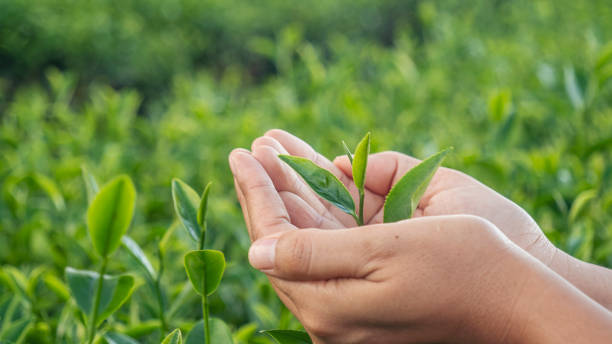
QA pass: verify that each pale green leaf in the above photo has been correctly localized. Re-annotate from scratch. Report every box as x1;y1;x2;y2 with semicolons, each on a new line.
384;148;451;223
197;182;212;229
104;332;139;344
87;175;136;258
352;132;370;191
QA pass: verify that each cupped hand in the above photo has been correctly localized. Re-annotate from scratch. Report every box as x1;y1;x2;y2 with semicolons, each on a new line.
249;129;553;262
228;148;612;343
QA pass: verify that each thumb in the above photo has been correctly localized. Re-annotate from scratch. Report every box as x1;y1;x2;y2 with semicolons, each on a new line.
248;225;394;281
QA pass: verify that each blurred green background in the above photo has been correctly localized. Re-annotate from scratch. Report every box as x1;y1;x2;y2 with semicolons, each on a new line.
1;0;612;342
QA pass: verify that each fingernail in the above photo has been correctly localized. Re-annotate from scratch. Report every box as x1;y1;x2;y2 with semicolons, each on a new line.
248;238;277;270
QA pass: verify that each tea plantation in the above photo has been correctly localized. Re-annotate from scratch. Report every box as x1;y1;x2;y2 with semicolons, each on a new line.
1;0;611;342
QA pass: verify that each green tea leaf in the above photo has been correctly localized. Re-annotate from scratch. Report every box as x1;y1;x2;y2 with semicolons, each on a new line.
233;323;258;343
172;179;201;243
185;319;233;344
341;141;353;164
162;329;182;344
121;235;156;280
43;273;70;301
65;267;136;326
278;155;355;216
383;148;451;223
87;175;136;258
31;173;65;211
184;250;225;296
352;132;370;191
104;332;140;344
197;182;212;229
262;330;312;344
81;165;100;204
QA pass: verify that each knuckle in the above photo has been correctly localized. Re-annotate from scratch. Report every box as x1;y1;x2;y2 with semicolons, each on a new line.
277;231;313;276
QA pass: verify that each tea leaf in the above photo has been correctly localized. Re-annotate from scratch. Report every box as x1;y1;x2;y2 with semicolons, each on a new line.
262;330;313;344
185;319;233;344
341;141;353;164
0;317;32;343
172;179;201;243
31;173;65;211
104;332;140;344
278;155;356;217
81;165;100;204
87;175;136;258
121;235;156;280
352;132;370;191
65;267;136;326
197;182;212;230
184;250;225;296
383;148;451;223
162;329;183;344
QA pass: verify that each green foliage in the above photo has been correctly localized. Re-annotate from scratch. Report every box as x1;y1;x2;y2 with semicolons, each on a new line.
172;179;203;244
1;0;612;342
105;332;141;344
383;148;452;223
161;329;182;344
262;330;312;344
184;250;225;297
352;133;371;192
87;175;137;258
65;267;136;326
278;155;356;219
184;319;233;344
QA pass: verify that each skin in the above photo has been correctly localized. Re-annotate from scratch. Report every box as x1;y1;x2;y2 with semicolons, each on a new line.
229;129;612;343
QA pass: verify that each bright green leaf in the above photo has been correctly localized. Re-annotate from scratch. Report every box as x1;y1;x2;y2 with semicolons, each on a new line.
161;329;183;344
352;132;370;191
87;175;136;258
65;267;136;326
43;273;70;301
262;330;312;344
233;323;258;343
122;235;156;280
384;148;452;223
185;319;233;344
81;165;100;204
104;332;140;344
172;179;201;243
278;155;355;216
184;250;225;296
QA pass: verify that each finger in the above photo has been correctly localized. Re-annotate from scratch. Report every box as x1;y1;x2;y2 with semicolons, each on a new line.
266;129;384;225
279;191;343;229
229;149;296;240
248;222;405;281
251;138;338;224
234;178;255;241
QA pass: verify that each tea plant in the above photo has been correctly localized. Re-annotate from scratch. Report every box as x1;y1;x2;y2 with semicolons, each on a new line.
171;179;231;344
280;132;452;225
65;174;138;344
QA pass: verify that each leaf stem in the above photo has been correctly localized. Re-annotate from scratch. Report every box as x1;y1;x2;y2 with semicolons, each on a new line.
88;256;108;344
202;294;210;344
358;189;365;226
155;249;168;338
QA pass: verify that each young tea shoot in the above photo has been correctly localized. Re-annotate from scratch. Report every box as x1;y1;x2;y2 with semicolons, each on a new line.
171;179;230;344
280;132;451;225
66;174;138;344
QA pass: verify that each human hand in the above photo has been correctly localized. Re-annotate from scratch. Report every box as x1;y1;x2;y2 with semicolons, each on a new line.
229;149;612;343
247;129;612;310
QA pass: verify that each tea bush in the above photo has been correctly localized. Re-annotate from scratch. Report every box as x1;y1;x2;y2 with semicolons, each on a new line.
1;0;612;342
